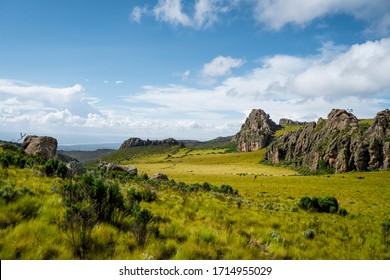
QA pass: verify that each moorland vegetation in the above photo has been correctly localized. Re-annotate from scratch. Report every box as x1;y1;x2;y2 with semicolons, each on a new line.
0;139;389;260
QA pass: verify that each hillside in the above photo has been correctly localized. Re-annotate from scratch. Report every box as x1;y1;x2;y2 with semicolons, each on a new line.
60;149;117;164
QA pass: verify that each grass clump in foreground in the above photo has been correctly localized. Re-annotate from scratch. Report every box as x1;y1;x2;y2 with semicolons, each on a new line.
0;143;389;260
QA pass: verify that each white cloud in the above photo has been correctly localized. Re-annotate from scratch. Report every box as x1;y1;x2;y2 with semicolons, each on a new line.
291;38;390;98
2;39;389;143
0;79;84;107
153;0;192;27
132;0;390;35
192;0;241;29
182;70;191;80
136;0;238;29
202;56;245;78
115;80;124;85
131;6;147;23
121;38;390;138
254;0;390;33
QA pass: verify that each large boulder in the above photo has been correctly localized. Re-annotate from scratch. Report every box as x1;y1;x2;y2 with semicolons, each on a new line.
98;161;138;176
265;109;390;173
149;173;169;181
234;109;280;152
23;135;57;160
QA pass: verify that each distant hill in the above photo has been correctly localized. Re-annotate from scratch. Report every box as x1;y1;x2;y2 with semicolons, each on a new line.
58;143;121;151
59;149;117;164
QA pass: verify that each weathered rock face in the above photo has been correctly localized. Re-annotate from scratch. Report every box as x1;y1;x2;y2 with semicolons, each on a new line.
149;173;169;181
234;109;280;152
279;118;309;126
23;135;57;160
265;109;390;173
120;137;183;149
97;161;138;175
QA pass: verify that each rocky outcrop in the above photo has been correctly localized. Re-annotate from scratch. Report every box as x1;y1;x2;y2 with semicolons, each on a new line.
265;109;390;173
234;109;280;152
149;173;169;181
279;118;309;126
120;137;183;149
66;161;86;178
23;135;57;160
98;161;138;175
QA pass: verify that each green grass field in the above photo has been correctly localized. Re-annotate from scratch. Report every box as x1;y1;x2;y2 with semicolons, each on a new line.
1;145;389;260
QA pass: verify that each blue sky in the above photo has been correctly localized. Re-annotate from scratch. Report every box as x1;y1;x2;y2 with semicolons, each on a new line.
1;0;390;144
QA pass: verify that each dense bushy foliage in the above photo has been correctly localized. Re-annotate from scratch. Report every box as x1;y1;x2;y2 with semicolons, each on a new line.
298;196;346;215
171;181;239;195
44;158;67;178
0;183;34;204
60;173;156;258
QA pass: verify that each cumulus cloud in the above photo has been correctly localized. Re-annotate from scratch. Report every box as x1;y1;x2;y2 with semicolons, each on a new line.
0;79;83;103
202;56;245;79
115;80;124;85
153;0;192;27
254;0;390;33
123;38;390;135
134;0;237;29
131;6;147;23
2;39;389;142
132;0;390;35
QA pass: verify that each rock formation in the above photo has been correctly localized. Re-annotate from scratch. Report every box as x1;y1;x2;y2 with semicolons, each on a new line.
265;109;390;173
279;118;309;126
120;137;183;149
23;135;57;160
149;173;169;181
97;161;138;175
234;109;280;152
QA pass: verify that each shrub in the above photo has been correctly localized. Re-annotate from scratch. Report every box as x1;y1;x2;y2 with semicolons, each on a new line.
303;228;315;239
298;196;341;214
338;208;348;216
382;219;390;247
318;197;339;213
0;155;10;168
57;162;68;179
131;208;154;246
44;159;59;177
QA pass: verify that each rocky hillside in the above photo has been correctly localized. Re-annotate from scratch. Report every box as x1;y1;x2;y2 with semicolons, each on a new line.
120;137;183;150
265;109;390;173
234;109;280;152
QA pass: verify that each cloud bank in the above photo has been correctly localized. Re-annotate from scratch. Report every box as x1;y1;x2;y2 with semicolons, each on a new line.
1;39;389;142
131;0;390;35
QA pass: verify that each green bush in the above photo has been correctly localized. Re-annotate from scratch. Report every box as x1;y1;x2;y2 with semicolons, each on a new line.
298;196;341;214
0;155;10;168
131;208;154;246
303;228;315;239
338;207;348;216
382;219;390;247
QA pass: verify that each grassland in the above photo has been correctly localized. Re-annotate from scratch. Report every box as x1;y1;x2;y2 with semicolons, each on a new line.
1;144;389;260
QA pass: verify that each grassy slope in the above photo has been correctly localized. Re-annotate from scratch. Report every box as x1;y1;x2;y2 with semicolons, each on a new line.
1;142;389;260
274;125;302;137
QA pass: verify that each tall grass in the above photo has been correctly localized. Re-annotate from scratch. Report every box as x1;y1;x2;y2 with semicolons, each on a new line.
1;144;389;259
